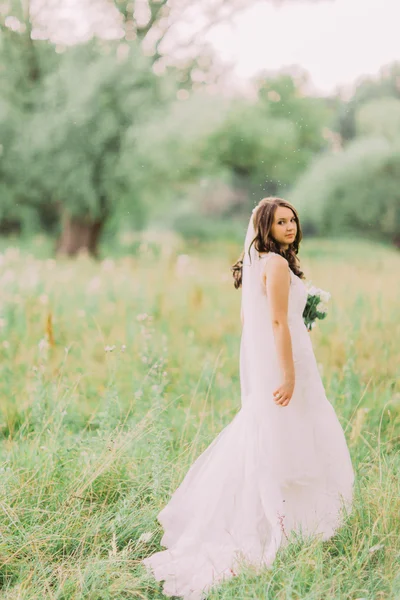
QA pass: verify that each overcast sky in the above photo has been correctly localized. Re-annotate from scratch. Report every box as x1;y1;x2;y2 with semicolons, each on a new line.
205;0;399;95
29;0;399;97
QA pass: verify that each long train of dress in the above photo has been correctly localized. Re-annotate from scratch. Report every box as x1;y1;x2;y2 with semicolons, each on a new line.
142;255;355;599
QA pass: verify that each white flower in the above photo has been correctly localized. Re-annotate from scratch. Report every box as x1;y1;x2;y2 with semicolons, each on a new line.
136;313;148;322
87;276;102;294
138;531;153;543
121;344;126;352
307;285;320;297
316;301;327;314
104;345;116;352
319;290;331;303
38;338;50;354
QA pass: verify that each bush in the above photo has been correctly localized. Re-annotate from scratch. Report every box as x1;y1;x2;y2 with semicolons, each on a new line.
173;214;245;244
289;137;400;246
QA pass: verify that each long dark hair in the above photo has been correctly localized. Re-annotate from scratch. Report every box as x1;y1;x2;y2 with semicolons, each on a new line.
231;197;304;289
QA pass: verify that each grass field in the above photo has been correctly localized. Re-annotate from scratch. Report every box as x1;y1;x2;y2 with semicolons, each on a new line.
0;234;399;599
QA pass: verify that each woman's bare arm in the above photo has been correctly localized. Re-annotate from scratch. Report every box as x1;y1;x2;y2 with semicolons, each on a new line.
264;256;295;406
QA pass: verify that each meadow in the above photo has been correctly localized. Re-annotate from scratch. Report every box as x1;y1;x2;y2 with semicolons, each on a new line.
0;234;399;599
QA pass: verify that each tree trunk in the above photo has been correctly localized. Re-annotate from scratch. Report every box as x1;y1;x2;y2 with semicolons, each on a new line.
56;214;105;257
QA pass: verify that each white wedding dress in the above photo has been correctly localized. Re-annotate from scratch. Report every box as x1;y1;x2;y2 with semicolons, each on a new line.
143;218;355;600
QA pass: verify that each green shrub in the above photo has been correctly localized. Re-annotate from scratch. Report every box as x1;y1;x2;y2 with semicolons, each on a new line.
290;137;400;246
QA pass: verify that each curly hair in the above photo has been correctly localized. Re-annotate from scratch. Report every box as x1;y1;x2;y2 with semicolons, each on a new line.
231;197;305;289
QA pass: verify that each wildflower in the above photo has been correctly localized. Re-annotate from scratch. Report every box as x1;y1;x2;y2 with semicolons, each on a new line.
135;390;143;399
104;345;116;352
101;259;115;271
137;313;148;321
277;511;289;541
121;344;126;352
2;340;10;349
39;294;49;305
138;531;153;543
87;276;102;294
38;337;50;354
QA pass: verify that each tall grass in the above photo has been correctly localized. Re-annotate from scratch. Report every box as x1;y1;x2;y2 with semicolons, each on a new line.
0;236;399;599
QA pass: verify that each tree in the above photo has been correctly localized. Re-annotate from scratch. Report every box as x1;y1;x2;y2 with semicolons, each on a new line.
335;62;400;143
355;97;400;142
202;71;331;209
13;41;163;255
289;137;400;247
0;0;330;255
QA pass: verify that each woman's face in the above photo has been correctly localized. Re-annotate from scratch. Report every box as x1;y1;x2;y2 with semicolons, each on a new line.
270;206;297;250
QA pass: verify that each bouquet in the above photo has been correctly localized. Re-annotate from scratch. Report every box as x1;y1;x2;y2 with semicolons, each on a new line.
303;284;331;332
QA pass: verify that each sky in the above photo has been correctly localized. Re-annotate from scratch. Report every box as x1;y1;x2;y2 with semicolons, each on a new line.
205;0;400;95
28;0;400;97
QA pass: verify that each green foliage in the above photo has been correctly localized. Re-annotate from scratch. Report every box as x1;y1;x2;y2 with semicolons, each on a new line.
173;213;245;243
290;137;400;244
257;72;330;157
205;72;331;198
120;91;230;220
355;97;400;141
336;62;400;142
13;41;162;222
205;99;296;181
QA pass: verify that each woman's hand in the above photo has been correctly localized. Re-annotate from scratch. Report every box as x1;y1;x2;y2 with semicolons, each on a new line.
273;378;295;407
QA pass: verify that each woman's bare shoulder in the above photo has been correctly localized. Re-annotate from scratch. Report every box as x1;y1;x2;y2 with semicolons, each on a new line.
260;253;290;286
260;252;288;268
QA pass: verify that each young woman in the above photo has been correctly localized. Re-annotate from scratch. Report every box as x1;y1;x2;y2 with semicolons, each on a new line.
143;197;355;599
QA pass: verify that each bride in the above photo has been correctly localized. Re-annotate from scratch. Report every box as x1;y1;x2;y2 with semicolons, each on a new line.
143;196;355;599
